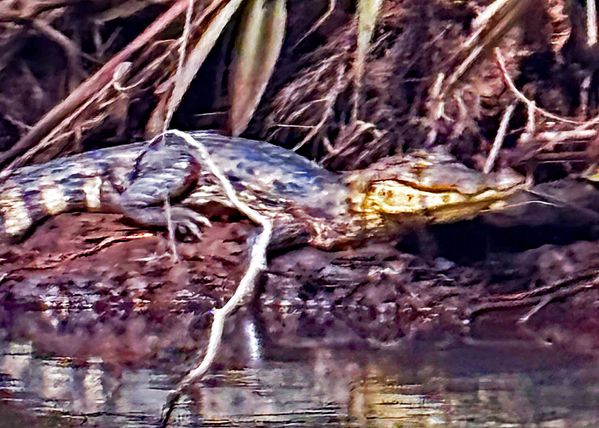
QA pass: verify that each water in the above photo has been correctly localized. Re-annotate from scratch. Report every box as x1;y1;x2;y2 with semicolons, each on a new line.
0;315;597;427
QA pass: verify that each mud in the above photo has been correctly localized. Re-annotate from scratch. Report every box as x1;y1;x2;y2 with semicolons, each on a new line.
0;179;597;425
0;178;598;360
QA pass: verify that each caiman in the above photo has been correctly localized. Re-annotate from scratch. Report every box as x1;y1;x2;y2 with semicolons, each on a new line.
0;131;526;249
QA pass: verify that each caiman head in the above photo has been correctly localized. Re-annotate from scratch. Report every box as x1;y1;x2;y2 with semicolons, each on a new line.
345;149;527;225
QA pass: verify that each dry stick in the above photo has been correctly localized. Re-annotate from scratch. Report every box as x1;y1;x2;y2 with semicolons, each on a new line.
526;100;536;134
535;129;597;141
525;188;599;222
0;0;73;23
292;59;347;151
484;102;516;173
579;0;598;117
160;0;194;261
159;130;273;426
494;48;584;125
163;198;179;263
467;275;599;320
587;0;598;46
292;0;336;49
162;0;195;135
0;0;189;170
31;20;85;91
440;0;529;96
518;295;552;324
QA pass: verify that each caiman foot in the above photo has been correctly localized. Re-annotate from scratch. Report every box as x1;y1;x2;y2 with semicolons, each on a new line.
168;206;211;239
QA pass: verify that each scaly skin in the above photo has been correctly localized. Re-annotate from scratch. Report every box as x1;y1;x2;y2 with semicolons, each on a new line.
0;131;526;249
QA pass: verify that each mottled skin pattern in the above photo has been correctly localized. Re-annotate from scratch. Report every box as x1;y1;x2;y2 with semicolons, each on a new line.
0;131;526;249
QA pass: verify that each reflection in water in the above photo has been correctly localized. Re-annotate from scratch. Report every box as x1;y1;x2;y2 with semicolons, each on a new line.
1;315;598;427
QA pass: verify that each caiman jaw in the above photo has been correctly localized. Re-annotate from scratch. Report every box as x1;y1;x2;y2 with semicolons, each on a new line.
347;156;527;224
359;180;525;223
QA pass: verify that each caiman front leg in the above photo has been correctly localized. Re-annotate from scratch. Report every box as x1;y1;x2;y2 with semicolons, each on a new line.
105;145;210;238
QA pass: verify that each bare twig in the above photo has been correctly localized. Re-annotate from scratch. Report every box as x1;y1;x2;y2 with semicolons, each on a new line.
0;64;127;180
440;0;531;97
0;0;73;23
518;99;536;144
353;0;383;121
31;20;85;91
292;58;347;151
162;0;195;135
587;0;598;46
164;198;179;263
495;48;584;125
580;73;592;116
292;0;336;49
518;295;552;323
484;102;516;173
159;130;273;427
535;129;597;141
467;273;599;320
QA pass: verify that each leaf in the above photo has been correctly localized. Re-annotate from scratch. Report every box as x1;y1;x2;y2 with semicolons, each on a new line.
354;0;383;117
146;0;246;137
228;0;286;136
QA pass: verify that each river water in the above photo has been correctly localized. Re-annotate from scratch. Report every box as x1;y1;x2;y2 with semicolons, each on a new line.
0;314;597;427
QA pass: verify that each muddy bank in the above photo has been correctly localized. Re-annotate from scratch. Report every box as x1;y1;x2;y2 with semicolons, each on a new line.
1;177;598;363
0;180;597;426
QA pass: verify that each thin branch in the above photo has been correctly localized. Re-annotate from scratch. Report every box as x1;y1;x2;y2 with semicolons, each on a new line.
159;130;273;427
292;59;346;151
587;0;598;46
292;0;336;49
467;273;599;320
0;0;73;23
31;20;85;91
484;102;515;173
162;0;195;135
494;48;584;125
164;198;179;263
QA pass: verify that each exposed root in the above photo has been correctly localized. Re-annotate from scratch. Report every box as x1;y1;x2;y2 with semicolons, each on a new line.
438;0;534;99
291;60;347;152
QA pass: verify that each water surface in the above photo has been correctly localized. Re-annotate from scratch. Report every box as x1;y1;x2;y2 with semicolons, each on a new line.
0;315;597;427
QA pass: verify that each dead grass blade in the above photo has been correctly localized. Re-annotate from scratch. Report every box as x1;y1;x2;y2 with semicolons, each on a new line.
228;0;286;136
354;0;383;120
93;0;171;22
146;0;245;136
